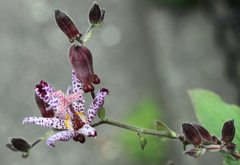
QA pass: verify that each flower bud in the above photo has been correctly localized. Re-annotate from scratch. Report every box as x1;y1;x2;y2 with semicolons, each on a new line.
225;142;237;152
69;45;100;92
35;92;54;118
211;135;222;145
138;133;147;151
88;1;105;27
183;148;205;158
221;119;235;144
192;123;212;142
8;138;31;152
55;9;82;43
182;123;203;147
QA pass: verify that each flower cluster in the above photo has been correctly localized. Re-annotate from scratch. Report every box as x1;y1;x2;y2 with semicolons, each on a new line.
23;71;109;147
179;119;240;159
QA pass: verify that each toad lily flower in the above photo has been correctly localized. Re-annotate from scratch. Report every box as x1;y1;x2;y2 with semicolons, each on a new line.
23;71;109;147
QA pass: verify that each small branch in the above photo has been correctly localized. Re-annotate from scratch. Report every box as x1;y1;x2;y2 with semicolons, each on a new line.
91;118;177;139
31;139;41;148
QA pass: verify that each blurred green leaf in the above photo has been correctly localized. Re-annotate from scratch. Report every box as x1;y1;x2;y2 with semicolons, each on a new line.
98;107;107;121
120;99;166;163
188;89;240;164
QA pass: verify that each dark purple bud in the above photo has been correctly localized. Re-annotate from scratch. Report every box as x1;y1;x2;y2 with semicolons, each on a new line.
182;123;203;147
221;119;235;144
183;148;204;158
73;134;85;143
212;135;222;145
8;138;31;152
192;123;212;142
225;142;237;152
69;45;100;92
88;2;105;27
6;143;18;151
55;9;82;43
178;135;186;143
35;92;54;118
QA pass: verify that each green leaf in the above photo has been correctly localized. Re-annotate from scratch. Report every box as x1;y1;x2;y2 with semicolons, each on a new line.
153;120;177;141
98;107;107;121
188;89;240;164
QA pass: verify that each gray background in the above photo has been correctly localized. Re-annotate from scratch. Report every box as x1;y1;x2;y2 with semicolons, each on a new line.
1;0;237;165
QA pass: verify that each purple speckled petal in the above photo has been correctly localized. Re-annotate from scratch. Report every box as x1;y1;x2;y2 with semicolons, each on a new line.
46;130;79;147
35;81;54;104
72;70;85;113
86;88;109;123
23;117;67;130
77;124;97;137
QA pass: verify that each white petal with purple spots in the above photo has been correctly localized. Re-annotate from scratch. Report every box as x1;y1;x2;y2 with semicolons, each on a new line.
46;130;79;147
23;117;67;130
77;124;96;137
86;88;109;123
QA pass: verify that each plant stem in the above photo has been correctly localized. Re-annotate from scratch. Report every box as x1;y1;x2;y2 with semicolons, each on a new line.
91;118;177;139
31;139;41;148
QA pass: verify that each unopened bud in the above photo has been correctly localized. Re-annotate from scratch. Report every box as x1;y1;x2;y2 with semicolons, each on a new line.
8;138;31;152
69;45;100;92
88;1;105;27
183;148;205;158
211;135;222;145
192;123;212;142
225;142;237;152
221;119;235;144
182;123;203;147
55;9;82;43
138;133;147;151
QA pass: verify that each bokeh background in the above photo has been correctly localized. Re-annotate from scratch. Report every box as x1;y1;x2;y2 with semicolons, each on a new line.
1;0;240;164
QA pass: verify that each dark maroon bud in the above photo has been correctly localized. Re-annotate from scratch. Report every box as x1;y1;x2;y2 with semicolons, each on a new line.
73;134;86;143
211;135;222;145
178;135;185;142
88;2;105;27
182;123;203;147
69;45;100;92
183;148;204;158
9;138;31;152
6;143;18;151
192;123;212;142
55;9;82;43
221;119;235;144
225;143;237;152
35;93;54;118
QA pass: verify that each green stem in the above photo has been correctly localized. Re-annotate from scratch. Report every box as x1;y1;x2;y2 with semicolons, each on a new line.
90;91;177;139
91;118;177;139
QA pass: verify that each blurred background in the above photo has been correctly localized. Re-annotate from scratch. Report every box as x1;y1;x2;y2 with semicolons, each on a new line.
1;0;240;164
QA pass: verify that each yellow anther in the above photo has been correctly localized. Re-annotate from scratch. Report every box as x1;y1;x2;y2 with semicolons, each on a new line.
76;112;84;116
65;114;70;120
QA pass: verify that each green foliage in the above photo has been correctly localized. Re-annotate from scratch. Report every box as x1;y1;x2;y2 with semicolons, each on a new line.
120;99;166;163
188;89;240;164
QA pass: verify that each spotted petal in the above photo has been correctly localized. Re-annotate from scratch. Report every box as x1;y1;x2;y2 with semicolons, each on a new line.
23;117;67;130
35;81;54;104
77;124;97;137
35;81;60;111
86;88;109;123
72;70;85;113
46;130;79;147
